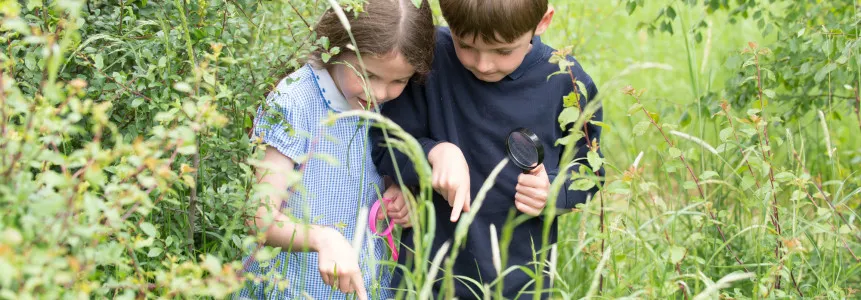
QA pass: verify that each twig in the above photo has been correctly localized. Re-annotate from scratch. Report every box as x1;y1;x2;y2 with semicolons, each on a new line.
750;45;783;290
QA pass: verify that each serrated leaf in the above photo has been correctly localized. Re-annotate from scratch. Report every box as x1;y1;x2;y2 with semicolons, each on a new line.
683;181;697;190
174;82;192;93
633;121;650;136
131;98;144;108
774;172;794;182
94;54;104;70
763;89;776;98
587;151;603;170
140;222;157;237
701;171;719;180
558;106;580;130
741;176;756;190
628;103;643;116
814;63;836;83
669;147;682;158
719;128;733;142
669;246;685;264
147;248;163;257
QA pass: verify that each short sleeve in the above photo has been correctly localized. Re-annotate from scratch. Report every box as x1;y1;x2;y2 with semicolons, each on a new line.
252;85;310;162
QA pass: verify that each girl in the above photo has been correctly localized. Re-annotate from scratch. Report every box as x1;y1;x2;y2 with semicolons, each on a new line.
237;0;434;299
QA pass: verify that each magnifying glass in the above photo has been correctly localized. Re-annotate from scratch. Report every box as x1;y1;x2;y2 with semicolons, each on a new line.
505;127;544;173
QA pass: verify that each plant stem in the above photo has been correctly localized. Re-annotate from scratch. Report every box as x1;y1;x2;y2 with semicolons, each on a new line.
631;92;749;272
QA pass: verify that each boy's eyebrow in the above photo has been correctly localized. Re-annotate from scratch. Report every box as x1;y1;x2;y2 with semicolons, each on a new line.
456;39;516;51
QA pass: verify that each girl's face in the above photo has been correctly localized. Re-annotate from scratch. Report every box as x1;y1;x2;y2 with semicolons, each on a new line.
328;51;416;111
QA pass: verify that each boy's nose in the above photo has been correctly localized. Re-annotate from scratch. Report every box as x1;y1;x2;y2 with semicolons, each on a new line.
475;54;494;74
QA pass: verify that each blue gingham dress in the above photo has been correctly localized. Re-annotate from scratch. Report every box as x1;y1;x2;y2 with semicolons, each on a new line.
237;65;393;299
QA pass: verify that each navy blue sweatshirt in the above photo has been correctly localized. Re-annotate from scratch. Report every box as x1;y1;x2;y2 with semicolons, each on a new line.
371;27;602;299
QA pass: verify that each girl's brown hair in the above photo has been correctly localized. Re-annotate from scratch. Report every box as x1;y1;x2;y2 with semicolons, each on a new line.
310;0;435;77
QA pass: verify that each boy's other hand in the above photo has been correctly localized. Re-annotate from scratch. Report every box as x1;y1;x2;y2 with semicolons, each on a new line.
428;142;471;222
379;184;411;228
515;163;550;216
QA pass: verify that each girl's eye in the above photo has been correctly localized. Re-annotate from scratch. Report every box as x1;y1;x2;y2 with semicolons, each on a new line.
368;74;379;80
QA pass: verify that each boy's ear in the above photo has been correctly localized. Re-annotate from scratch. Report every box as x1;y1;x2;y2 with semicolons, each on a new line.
533;7;555;36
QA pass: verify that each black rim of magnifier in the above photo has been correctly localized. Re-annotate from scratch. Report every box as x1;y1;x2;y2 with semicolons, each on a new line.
505;127;545;171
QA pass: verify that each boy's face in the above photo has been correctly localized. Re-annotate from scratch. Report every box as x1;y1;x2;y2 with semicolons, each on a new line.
450;8;554;83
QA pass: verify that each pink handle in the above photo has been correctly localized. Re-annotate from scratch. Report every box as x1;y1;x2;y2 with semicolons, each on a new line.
369;197;399;261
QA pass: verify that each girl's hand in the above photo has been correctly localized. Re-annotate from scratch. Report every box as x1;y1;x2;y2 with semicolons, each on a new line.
379;184;411;228
428;142;471;222
312;227;368;300
514;163;550;216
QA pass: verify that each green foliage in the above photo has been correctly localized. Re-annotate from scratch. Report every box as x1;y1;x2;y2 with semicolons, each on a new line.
0;0;329;297
2;0;860;299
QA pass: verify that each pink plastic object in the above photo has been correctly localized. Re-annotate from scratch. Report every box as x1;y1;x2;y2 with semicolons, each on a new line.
369;197;399;261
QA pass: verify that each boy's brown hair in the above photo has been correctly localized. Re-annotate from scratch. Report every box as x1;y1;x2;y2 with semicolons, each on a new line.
439;0;547;44
310;0;435;76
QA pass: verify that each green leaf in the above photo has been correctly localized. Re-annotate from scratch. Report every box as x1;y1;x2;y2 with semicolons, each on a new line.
562;91;580;107
741;176;756;190
814;63;836;83
140;222;157;237
669;246;685;264
627;103;643;116
131;98;144;108
774;172;794;182
763;89;776;98
633;121;650;136
626;0;637;15
558;106;580;130
587;151;603;170
700;171;719;180
94;54;104;70
719;128;733;142
682;181;697;190
669;147;682;158
174;82;192;93
147;248;163;257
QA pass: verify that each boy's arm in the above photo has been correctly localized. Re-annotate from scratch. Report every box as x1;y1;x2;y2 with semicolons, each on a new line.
550;65;604;211
371;80;440;187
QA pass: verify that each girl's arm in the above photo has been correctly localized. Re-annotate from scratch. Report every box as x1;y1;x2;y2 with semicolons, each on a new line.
249;147;331;250
249;147;367;299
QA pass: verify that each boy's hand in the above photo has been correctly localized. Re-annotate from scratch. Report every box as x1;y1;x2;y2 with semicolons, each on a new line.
428;142;471;222
378;184;411;228
514;164;550;216
312;227;368;300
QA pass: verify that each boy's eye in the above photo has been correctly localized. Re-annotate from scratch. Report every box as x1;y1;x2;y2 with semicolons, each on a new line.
496;50;513;56
458;43;472;50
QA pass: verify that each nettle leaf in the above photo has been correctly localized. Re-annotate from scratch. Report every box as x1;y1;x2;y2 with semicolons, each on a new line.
140;222;157;237
587;151;603;170
633;121;650;136
669;246;685;264
628;103;643;116
774;172;794;182
719;128;733;142
558;106;580;130
741;176;756;190
814;63;837;82
563;91;580;107
700;171;719;180
668;147;682;159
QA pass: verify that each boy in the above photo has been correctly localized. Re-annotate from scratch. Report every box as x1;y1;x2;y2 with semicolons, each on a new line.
371;0;602;298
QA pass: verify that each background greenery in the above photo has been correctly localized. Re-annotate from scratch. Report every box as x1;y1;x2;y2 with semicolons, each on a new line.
0;0;858;298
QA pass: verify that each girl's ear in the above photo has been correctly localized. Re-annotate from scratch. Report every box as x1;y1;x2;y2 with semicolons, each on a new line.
533;7;555;36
